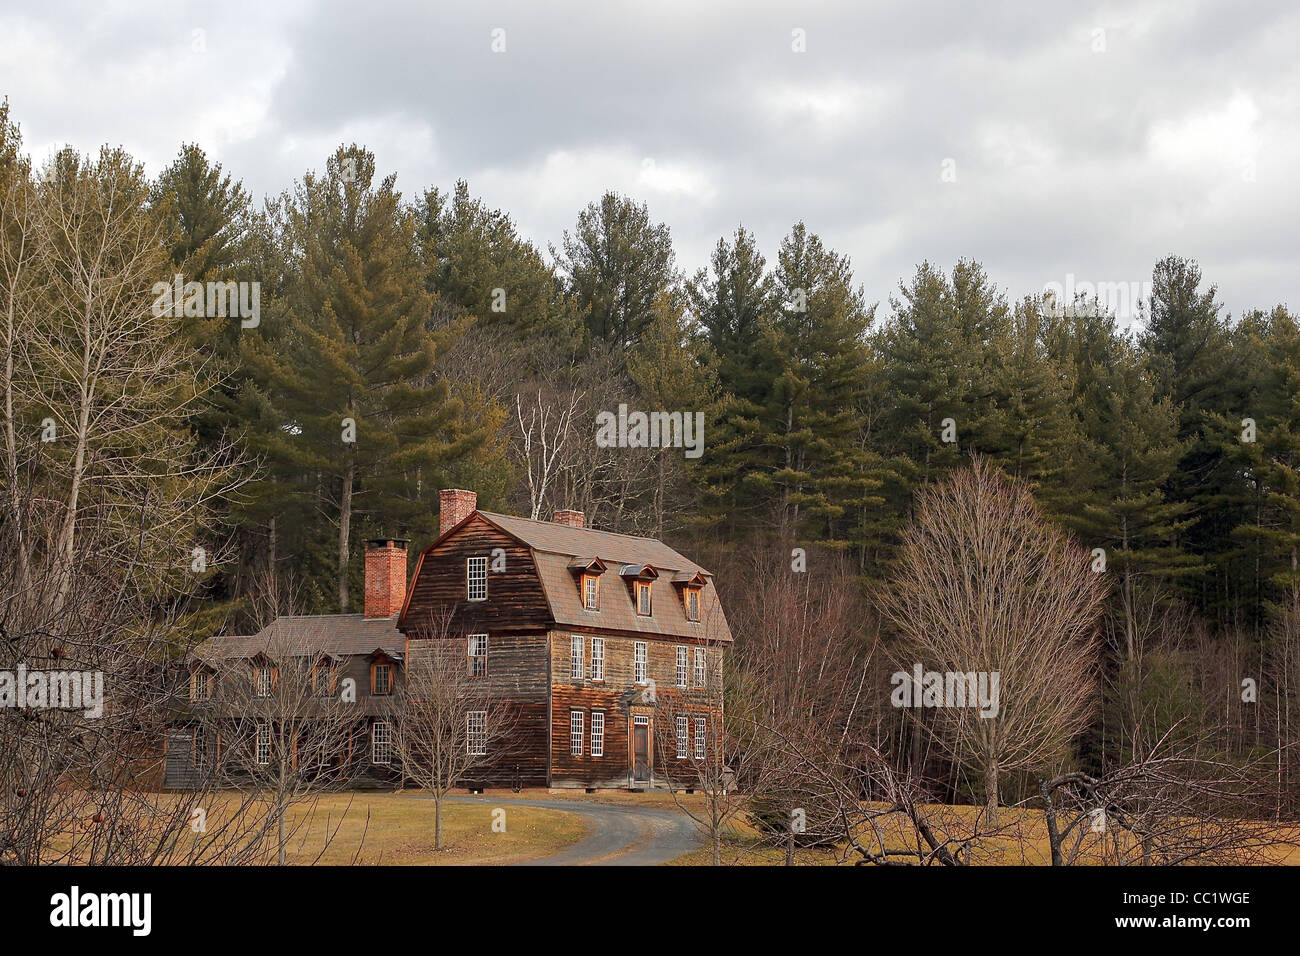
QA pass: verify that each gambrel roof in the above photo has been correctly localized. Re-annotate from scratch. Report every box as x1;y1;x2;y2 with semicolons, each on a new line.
475;512;732;643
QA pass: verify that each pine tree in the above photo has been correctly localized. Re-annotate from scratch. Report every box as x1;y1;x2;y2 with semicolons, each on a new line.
556;191;676;350
245;146;497;612
415;179;576;345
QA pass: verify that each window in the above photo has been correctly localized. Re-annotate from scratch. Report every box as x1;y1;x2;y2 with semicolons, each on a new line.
256;722;271;766
313;665;333;697
371;720;392;764
694;717;707;760
190;669;212;701
192;724;206;765
371;663;392;696
467;556;488;601
467;711;487;755
694;648;706;687
676;646;687;687
570;710;584;756
590;711;605;757
468;633;487;677
570;635;584;680
254;666;273;698
583;574;599;611
676;716;688;759
686;586;701;622
634;642;647;684
590;637;604;681
636;581;652;616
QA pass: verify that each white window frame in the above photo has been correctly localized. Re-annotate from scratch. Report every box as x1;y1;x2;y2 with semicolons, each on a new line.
676;715;688;759
590;711;605;757
467;556;488;601
467;710;487;755
371;719;392;765
191;669;212;701
583;574;599;611
468;633;487;677
256;721;271;766
695;717;706;760
676;646;687;687
570;710;584;756
590;637;604;681
570;634;584;680
694;648;706;687
634;642;647;685
254;666;273;698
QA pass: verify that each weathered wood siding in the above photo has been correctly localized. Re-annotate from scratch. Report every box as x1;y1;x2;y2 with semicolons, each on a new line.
548;630;724;788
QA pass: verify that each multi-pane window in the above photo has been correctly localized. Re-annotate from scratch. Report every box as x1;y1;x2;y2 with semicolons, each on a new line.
371;663;392;696
583;574;599;611
570;635;584;680
192;724;206;766
634;642;647;684
313;665;332;697
254;666;273;698
466;711;487;755
676;646;688;687
676;716;688;759
590;711;605;757
694;648;706;687
371;720;392;764
256;721;271;765
686;587;701;622
570;710;584;756
591;638;604;681
468;634;487;677
467;556;488;601
694;717;706;760
191;669;212;701
636;581;652;616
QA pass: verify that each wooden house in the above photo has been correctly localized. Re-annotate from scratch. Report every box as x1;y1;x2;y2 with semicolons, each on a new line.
399;489;732;790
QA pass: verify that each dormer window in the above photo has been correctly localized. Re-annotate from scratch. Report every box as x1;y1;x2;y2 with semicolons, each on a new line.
583;574;599;611
371;662;393;696
685;587;701;622
636;581;653;617
190;668;213;701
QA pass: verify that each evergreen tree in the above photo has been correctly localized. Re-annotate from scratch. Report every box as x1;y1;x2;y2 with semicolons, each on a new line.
245;145;497;612
415;179;576;345
556;191;676;350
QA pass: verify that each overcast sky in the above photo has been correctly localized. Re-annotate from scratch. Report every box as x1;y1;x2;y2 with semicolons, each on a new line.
2;0;1296;322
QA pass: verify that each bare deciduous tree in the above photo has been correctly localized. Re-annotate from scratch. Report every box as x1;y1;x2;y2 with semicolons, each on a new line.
397;608;518;851
879;457;1106;824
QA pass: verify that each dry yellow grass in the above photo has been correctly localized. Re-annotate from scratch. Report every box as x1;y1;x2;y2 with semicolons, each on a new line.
667;801;1300;866
45;791;588;865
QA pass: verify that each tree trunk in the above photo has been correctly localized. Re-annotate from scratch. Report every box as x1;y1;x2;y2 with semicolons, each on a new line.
985;759;999;826
338;459;354;611
435;792;443;851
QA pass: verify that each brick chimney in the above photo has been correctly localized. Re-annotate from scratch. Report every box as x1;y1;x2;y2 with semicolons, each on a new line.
554;509;585;528
364;538;409;619
439;488;478;536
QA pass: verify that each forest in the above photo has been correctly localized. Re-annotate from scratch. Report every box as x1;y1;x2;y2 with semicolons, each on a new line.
2;94;1299;823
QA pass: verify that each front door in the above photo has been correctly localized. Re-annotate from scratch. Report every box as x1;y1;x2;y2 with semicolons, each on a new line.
633;717;649;781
